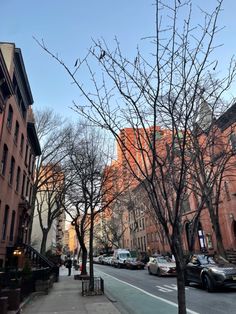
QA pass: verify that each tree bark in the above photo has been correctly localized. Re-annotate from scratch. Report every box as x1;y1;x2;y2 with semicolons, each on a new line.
40;229;49;255
89;214;94;291
176;262;187;314
214;218;226;258
172;232;187;314
80;243;88;275
207;204;226;258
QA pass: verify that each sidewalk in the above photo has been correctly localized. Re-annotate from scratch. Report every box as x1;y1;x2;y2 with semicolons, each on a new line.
21;266;121;314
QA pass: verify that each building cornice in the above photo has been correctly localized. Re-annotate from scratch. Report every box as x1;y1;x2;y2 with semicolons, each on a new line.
27;122;41;156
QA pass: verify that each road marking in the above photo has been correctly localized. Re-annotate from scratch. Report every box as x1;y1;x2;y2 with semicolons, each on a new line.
156;284;189;292
156;286;172;292
98;270;199;314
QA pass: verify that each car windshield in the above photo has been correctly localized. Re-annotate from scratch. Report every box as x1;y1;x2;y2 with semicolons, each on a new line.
198;255;216;265
120;253;130;259
157;257;168;263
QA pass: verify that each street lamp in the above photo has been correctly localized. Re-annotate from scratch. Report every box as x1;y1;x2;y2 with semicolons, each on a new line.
13;249;22;256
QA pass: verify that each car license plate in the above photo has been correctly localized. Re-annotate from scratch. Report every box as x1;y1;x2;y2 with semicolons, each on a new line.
232;276;236;280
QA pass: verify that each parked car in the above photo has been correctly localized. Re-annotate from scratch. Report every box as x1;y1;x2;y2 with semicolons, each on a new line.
93;256;100;264
97;255;104;264
148;255;176;276
101;255;113;265
125;258;145;270
185;254;236;292
112;249;131;268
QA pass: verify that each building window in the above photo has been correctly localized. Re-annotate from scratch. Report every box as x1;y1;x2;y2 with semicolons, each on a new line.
26;177;30;197
28;152;32;173
21;173;26;197
29;184;33;204
25;144;28;166
9;156;15;185
229;132;236;154
16;167;21;192
2;205;9;240
9;210;16;241
1;144;8;176
20;134;24;154
31;156;35;174
6;105;13;129
182;195;191;213
206;234;213;249
143;236;146;251
14;120;19;144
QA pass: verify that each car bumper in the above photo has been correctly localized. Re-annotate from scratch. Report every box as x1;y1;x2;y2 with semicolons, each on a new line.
160;269;176;276
212;274;236;288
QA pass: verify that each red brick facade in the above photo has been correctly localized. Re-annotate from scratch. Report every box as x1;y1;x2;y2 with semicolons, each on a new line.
0;43;40;267
104;111;236;256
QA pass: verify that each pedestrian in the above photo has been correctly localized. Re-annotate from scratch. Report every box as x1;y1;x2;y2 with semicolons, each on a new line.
66;256;72;276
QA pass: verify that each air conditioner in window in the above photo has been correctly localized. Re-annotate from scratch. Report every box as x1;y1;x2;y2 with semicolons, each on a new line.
25;196;29;202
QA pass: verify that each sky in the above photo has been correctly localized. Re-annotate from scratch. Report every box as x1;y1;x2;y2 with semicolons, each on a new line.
1;0;236;121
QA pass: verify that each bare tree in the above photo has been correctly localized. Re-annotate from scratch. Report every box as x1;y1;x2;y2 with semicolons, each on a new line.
62;123;123;291
94;209;127;251
30;109;70;252
36;0;236;312
33;165;65;254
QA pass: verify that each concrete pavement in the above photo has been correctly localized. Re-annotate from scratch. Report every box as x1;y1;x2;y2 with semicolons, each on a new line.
21;266;121;314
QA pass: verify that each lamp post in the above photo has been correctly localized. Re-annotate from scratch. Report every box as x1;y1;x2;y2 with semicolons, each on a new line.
13;248;22;271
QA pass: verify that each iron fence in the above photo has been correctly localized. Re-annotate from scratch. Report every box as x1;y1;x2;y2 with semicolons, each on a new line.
82;277;104;296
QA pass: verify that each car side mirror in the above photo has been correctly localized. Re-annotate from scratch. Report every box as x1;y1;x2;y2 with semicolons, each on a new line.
117;257;119;260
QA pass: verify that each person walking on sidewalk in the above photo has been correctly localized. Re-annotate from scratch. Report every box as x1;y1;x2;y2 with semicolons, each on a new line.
66;256;72;276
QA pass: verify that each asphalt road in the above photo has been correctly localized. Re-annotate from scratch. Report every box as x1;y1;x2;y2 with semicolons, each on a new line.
94;264;236;314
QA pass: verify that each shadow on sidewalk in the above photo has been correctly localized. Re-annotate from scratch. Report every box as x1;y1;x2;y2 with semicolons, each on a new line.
21;266;121;314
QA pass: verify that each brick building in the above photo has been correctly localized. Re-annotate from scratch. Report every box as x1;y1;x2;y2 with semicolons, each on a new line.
104;110;236;257
182;103;236;254
0;43;41;267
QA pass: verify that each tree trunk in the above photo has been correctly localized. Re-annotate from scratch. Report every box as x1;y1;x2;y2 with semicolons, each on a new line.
175;262;187;314
28;185;38;244
77;247;81;261
214;219;226;258
89;214;94;291
75;227;88;275
208;205;226;258
80;243;88;275
40;230;49;255
172;234;187;314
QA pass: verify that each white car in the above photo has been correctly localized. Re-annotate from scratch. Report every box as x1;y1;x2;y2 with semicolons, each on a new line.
148;255;176;276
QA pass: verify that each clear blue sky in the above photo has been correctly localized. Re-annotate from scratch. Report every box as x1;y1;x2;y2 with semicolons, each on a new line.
1;0;236;119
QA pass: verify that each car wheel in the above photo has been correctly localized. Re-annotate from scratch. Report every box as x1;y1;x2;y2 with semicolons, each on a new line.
148;267;152;275
202;275;214;292
156;268;161;276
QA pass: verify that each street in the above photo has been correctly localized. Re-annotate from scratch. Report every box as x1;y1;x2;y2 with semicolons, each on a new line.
94;264;236;314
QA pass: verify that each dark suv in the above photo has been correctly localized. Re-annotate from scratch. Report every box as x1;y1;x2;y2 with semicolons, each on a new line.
185;254;236;292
